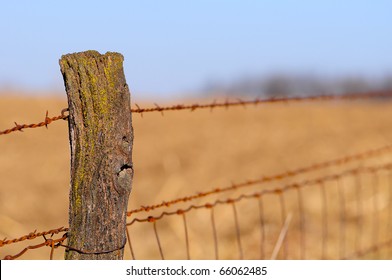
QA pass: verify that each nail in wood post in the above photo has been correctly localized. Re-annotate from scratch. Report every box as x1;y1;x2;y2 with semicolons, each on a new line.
59;51;133;260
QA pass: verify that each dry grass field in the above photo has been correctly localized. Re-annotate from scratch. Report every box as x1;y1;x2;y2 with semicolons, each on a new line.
1;93;392;259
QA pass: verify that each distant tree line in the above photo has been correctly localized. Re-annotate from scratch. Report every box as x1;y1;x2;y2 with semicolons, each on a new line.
202;73;392;97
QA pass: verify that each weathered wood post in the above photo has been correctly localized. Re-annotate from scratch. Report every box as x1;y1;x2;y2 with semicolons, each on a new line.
59;51;133;260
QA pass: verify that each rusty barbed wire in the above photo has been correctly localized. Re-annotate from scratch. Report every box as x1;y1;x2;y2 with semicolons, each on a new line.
0;108;69;136
1;226;128;259
0;226;68;247
2;231;68;260
127;143;392;216
2;91;392;136
131;91;392;115
127;162;392;226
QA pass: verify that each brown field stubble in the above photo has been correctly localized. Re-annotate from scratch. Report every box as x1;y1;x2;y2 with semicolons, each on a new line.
1;94;392;259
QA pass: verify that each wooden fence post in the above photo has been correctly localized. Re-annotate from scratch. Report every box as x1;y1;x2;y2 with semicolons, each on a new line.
59;51;133;260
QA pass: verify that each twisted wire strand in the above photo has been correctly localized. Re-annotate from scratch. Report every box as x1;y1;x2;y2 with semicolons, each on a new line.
2;91;391;136
0;227;68;247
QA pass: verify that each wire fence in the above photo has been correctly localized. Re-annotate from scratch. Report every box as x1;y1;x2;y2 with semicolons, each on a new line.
1;91;392;259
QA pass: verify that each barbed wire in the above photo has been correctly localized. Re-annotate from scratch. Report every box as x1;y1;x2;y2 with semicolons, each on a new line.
127;162;392;226
132;91;392;115
2;234;67;260
0;226;127;260
0;226;68;247
3;160;391;260
0;227;68;260
127;142;392;216
126;162;392;260
1;91;391;136
0;109;69;136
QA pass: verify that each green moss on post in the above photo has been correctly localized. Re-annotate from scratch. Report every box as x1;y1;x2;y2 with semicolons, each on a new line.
60;51;133;260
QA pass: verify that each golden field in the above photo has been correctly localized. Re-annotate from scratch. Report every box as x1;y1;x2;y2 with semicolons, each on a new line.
1;93;392;259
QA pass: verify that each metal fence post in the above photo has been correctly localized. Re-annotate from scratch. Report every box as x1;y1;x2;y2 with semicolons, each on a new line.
59;50;133;260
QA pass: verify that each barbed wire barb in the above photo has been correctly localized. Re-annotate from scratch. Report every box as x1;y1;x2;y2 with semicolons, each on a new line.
13;122;24;132
44;111;50;128
154;103;164;116
135;104;143;118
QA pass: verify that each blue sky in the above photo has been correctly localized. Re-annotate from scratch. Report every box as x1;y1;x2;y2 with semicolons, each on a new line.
1;1;391;99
